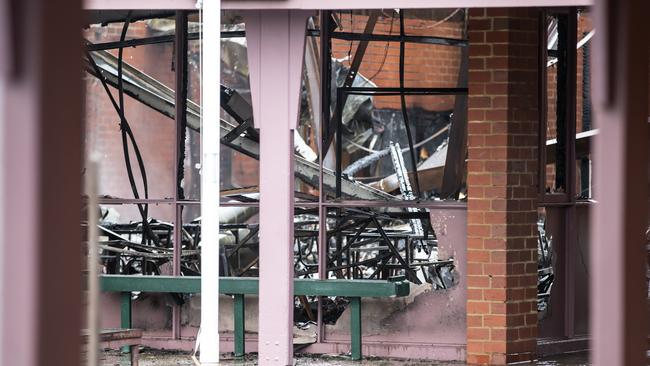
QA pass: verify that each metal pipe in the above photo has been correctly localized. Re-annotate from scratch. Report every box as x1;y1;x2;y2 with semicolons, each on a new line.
172;10;188;341
199;0;221;363
317;10;331;343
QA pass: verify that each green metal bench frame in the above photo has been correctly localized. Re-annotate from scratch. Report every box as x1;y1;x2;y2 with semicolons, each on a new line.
100;275;409;360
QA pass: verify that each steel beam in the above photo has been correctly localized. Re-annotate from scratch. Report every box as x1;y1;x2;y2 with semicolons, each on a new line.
244;10;312;365
332;31;467;47
324;11;379;151
440;46;468;199
171;10;188;341
233;294;246;357
350;297;362;360
316;10;332;344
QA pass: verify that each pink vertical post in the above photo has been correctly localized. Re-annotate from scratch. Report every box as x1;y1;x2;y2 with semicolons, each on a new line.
1;0;83;364
590;0;649;365
245;9;311;365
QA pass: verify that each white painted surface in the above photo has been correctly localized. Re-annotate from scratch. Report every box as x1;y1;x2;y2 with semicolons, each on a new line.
200;0;221;363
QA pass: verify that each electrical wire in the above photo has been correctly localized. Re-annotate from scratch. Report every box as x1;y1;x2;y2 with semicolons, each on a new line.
84;50;160;245
344;123;450;154
114;15;160;245
408;9;463;30
347;10;354;66
368;12;395;81
398;9;421;198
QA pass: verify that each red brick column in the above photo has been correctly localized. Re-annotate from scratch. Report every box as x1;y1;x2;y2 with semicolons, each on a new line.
466;8;540;365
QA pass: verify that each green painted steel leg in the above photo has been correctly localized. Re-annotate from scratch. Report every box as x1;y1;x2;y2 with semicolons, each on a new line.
234;294;245;357
350;297;362;360
121;292;133;328
121;292;132;353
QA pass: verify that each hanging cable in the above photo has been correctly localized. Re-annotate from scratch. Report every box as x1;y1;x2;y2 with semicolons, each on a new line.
409;8;462;30
347;10;354;65
84;54;161;246
398;10;422;198
345;123;450;155
368;12;395;81
83;53;160;245
111;15;160;245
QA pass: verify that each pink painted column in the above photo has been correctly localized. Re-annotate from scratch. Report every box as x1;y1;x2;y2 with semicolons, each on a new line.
0;0;83;364
590;0;649;365
244;10;311;365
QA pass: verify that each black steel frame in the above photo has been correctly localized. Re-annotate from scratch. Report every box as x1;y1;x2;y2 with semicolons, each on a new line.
331;86;468;202
537;7;582;340
85;17;468;51
538;8;578;206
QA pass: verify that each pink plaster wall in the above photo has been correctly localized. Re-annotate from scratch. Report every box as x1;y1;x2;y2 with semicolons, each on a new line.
321;206;467;360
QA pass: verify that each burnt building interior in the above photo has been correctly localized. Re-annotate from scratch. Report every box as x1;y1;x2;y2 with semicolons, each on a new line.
4;0;649;365
86;9;470;328
77;6;602;363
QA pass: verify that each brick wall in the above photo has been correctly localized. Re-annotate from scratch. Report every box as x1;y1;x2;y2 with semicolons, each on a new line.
466;8;539;365
331;11;464;111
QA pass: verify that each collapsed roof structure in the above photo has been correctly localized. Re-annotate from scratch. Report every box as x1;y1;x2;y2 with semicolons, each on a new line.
83;10;466;324
80;7;571;362
6;0;650;365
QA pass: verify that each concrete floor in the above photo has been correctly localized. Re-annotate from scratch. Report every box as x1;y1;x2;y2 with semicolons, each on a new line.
100;350;589;365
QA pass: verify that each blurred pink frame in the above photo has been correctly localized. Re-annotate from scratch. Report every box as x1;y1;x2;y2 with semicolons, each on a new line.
11;0;642;366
